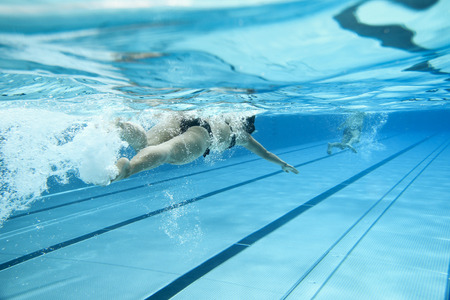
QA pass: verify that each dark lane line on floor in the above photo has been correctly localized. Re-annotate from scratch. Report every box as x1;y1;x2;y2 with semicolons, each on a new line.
0;134;414;271
0;142;348;270
282;138;450;299
310;141;449;299
446;259;450;300
9;142;327;220
146;136;434;299
11;134;401;220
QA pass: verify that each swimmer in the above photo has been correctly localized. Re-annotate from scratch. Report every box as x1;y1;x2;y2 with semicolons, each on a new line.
327;112;365;155
113;114;299;182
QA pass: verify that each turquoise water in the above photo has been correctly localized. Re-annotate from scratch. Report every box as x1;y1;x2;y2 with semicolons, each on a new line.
0;0;449;299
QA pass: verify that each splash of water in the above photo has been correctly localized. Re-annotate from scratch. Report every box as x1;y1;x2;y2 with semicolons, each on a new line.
0;108;125;225
359;112;388;159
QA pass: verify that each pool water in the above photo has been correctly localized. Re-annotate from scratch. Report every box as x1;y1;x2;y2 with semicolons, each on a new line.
0;0;449;299
1;112;449;299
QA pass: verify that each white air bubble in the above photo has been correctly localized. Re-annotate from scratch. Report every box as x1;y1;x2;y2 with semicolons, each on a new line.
0;108;125;225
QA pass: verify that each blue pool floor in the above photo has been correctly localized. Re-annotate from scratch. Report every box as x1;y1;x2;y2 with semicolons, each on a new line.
1;131;449;299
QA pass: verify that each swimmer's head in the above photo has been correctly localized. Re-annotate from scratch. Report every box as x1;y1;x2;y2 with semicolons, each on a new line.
243;115;255;134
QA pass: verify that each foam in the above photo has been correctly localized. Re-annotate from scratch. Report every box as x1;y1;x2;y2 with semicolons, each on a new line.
359;112;388;159
0;108;125;225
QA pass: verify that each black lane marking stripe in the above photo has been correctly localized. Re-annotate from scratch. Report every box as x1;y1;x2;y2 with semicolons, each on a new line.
0;134;418;273
446;257;450;300
436;148;450;300
10;142;326;219
0;143;346;270
282;138;449;299
145;136;432;299
311;140;450;300
12;133;400;220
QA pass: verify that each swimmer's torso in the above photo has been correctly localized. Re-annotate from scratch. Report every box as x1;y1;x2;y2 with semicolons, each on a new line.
204;118;235;152
144;114;246;153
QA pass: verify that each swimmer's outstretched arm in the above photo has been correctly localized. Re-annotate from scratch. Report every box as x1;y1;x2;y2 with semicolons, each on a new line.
238;134;299;174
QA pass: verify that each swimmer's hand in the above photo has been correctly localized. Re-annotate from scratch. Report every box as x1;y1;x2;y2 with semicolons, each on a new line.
282;163;299;174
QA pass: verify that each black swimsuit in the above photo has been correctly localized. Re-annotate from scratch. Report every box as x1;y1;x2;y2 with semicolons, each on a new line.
179;118;213;157
226;121;237;149
225;116;255;149
179;116;254;157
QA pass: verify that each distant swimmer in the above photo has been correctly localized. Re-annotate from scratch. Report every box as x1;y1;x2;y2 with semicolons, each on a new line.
112;113;299;182
327;112;365;155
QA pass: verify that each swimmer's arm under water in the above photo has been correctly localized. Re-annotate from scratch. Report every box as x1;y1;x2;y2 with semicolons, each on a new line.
238;133;299;174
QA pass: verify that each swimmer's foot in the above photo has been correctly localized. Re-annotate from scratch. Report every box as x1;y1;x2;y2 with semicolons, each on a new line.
327;143;332;155
113;118;126;130
112;157;131;182
346;143;357;153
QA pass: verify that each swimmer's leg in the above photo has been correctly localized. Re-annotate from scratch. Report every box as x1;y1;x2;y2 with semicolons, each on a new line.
145;118;182;146
327;142;345;154
345;135;360;153
115;120;148;152
113;127;210;181
345;143;357;153
327;143;332;155
113;157;131;182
